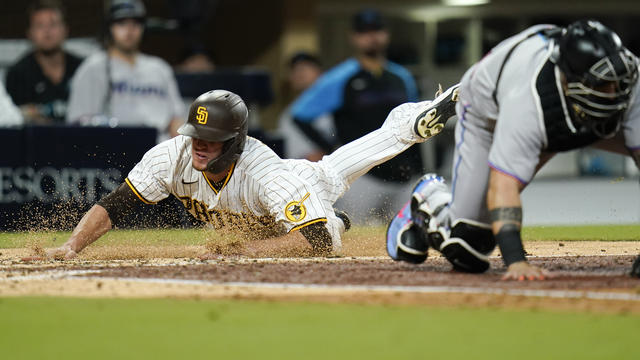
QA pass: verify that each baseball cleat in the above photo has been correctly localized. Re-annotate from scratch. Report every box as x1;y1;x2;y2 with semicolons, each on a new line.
386;201;429;264
414;83;460;139
410;174;451;249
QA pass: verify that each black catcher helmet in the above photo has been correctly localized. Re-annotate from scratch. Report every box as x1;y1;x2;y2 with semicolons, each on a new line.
551;20;638;138
178;90;249;173
107;0;146;24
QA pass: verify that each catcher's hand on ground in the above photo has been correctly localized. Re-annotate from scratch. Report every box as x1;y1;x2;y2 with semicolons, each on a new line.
502;261;551;281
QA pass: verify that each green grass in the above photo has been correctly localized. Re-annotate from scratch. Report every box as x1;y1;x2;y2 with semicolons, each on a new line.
1;224;639;249
522;224;640;241
0;297;637;360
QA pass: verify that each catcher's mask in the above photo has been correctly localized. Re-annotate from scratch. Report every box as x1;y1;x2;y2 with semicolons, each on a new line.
178;90;249;173
550;20;638;139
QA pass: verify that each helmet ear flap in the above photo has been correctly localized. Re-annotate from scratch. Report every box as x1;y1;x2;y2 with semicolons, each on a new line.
205;135;246;173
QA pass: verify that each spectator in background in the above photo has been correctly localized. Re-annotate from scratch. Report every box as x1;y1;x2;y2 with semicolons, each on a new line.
5;0;82;124
291;9;423;224
166;0;219;73
175;46;215;73
276;52;336;160
66;0;184;141
0;82;23;127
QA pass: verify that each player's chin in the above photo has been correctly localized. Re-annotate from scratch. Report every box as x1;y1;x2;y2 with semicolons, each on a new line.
191;160;208;171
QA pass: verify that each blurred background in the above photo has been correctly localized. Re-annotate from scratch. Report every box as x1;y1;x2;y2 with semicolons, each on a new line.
1;0;639;230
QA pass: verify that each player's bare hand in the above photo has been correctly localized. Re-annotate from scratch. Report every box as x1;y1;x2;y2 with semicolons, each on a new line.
21;244;77;262
47;245;78;260
501;261;551;281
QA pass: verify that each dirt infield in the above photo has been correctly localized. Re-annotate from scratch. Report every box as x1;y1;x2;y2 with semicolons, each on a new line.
2;238;640;314
2;229;640;314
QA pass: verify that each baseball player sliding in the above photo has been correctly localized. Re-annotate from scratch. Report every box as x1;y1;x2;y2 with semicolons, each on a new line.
42;86;460;260
387;20;640;280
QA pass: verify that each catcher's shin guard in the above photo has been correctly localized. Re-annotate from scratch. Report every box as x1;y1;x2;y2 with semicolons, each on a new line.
386;201;428;264
410;173;450;232
436;220;496;273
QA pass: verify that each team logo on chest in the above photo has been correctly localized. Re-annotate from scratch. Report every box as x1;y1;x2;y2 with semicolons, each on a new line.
284;192;310;222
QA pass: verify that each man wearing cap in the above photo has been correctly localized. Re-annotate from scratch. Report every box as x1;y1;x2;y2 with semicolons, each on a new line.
276;52;336;160
5;0;82;124
291;9;423;224
66;0;184;141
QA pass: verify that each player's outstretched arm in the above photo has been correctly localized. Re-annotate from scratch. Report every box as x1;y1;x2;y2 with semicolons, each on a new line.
46;205;113;260
40;182;144;260
487;169;550;281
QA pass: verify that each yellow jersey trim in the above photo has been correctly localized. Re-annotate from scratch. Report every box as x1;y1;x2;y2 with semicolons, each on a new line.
124;178;155;205
290;217;328;232
202;162;236;194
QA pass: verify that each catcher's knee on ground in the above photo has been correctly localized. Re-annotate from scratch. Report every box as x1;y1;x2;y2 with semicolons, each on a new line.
438;220;496;273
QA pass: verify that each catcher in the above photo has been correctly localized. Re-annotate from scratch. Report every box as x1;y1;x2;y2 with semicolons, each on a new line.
387;20;640;280
42;86;460;260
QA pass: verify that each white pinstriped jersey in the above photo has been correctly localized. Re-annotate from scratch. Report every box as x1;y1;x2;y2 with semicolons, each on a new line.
126;135;333;237
125;98;431;246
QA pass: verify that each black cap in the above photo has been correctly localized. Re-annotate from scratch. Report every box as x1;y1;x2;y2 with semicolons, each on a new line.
107;0;146;23
289;51;321;68
352;9;385;33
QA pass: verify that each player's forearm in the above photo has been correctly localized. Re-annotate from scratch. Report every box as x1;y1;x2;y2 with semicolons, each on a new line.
487;172;522;232
65;205;112;253
487;170;526;266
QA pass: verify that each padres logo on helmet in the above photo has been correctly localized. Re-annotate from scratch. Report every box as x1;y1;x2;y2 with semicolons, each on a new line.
284;193;310;222
196;106;208;124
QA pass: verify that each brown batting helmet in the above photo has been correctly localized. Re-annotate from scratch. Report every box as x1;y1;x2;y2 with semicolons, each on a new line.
178;90;248;173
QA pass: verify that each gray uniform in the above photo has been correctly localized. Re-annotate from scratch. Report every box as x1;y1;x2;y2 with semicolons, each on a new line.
67;51;184;141
448;25;640;226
